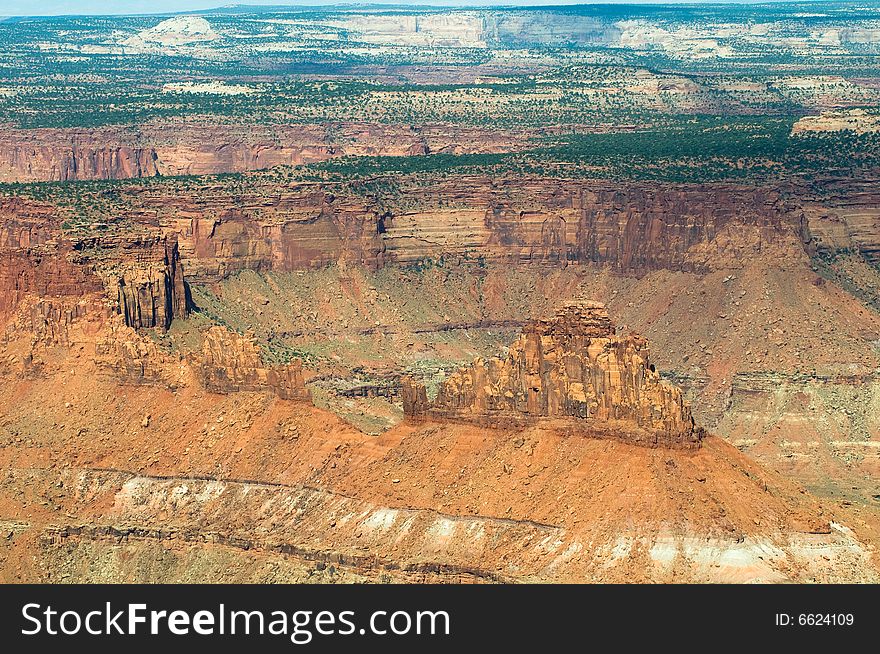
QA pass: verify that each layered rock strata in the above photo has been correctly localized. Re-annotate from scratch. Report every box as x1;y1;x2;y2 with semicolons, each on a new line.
111;236;190;330
801;177;880;263
144;178;808;280
94;321;313;400
95;320;183;387
0;199;105;318
379;180;807;273
195;326;310;400
1;178;810;294
0;246;104;318
0;199;190;330
0;131;159;182
404;302;703;448
0;123;529;182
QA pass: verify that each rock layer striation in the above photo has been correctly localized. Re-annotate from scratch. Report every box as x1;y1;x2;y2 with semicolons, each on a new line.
195;326;311;400
404;301;703;448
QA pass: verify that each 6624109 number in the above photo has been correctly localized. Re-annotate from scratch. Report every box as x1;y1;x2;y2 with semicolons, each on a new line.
799;614;853;626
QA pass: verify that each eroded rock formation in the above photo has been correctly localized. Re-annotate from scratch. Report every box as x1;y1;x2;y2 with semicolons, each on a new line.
400;375;430;417
0;131;159;182
379;179;807;273
1;176;810;298
112;235;190;330
0;246;105;319
405;301;703;448
0;200;105;318
95;320;313;398
0;199;190;330
164;188;387;280
801;177;880;264
96;319;183;387
195;326;310;400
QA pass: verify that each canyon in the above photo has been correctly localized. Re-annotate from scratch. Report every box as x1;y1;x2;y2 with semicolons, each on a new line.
2;173;878;487
1;170;879;581
1;2;879;585
0;273;875;583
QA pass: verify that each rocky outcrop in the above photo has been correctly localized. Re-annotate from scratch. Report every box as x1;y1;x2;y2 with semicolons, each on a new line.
401;375;430;417
0;246;105;318
405;302;703;448
17;297;108;347
0;200;105;318
195;326;310;401
95;319;183;387
0;233;189;330
0;285;113;387
112;235;190;330
0;295;110;380
98;323;313;397
0;199;189;330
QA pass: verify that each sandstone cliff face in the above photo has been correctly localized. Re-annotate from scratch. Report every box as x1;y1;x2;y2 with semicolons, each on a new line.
404;302;703;448
0;123;528;182
0;198;189;331
2;178;799;306
0;178;806;295
400;375;430;417
0;131;159;182
322;11;619;48
0;199;105;319
481;12;620;48
145;178;806;281
0;198;59;249
111;235;190;330
801;178;880;264
195;326;310;401
380;179;808;273
0;247;105;319
161;188;385;281
149;123;524;177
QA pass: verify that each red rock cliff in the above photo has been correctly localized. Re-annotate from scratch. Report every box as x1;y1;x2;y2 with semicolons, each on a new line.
0;199;105;319
110;235;190;330
138;177;807;280
0;123;528;182
0;198;189;330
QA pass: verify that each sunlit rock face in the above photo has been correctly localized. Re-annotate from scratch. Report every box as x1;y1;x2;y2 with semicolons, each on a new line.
405;301;704;449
